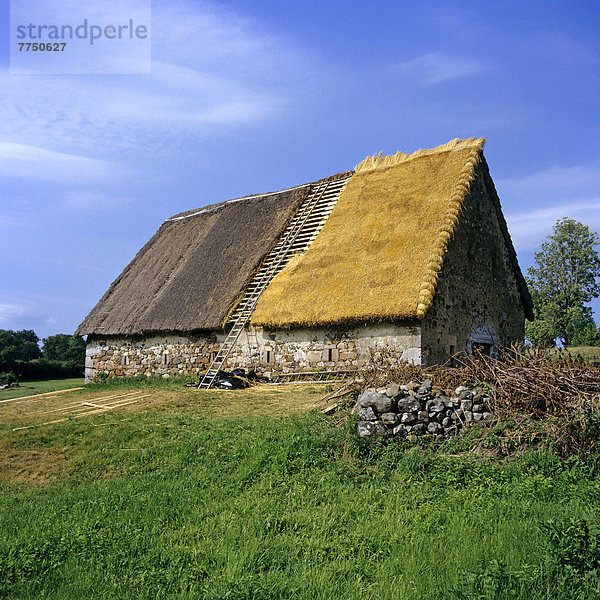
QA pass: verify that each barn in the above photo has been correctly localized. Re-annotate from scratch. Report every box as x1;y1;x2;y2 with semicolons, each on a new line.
76;138;533;384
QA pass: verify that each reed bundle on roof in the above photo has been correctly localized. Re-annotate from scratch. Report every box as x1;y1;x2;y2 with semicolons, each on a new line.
251;138;486;328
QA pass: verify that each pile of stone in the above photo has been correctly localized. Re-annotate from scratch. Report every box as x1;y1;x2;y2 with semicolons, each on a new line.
356;379;494;440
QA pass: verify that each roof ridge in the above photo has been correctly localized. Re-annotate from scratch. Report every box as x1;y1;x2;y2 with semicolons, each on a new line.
165;171;354;223
415;140;484;318
166;182;311;222
354;137;485;173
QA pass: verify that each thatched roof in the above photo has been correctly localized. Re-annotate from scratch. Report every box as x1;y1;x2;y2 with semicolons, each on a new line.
76;183;312;336
78;138;532;337
251;138;533;327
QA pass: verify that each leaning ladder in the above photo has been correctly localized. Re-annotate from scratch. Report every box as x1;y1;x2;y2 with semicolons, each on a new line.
198;176;350;389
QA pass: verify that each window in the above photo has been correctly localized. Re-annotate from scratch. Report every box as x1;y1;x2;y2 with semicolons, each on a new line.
122;355;129;366
467;324;498;359
263;347;274;364
162;353;169;365
472;342;493;357
327;348;333;362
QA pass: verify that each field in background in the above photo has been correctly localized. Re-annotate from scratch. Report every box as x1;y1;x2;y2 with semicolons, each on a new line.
1;381;600;599
566;345;600;361
0;378;84;401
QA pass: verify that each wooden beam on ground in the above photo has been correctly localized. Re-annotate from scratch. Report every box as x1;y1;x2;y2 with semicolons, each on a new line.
12;394;152;432
25;391;148;416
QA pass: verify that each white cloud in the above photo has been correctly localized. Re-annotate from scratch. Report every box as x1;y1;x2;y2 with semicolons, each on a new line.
95;62;281;128
506;200;600;251
0;297;63;337
0;0;311;154
499;162;600;250
498;164;600;199
396;53;485;85
0;302;27;325
0;143;115;182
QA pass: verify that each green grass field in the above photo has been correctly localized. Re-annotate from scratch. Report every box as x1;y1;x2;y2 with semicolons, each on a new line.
1;381;599;599
0;377;84;400
566;345;600;361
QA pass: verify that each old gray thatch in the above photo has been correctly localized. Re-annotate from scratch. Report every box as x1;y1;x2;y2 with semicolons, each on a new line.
76;179;333;336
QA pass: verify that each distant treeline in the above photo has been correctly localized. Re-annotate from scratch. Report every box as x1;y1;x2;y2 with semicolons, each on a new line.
0;330;85;380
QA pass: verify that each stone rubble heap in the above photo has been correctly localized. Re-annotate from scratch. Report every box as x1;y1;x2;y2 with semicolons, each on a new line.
357;379;494;440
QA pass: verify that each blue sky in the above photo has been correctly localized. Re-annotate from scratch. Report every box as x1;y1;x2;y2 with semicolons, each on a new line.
1;0;599;339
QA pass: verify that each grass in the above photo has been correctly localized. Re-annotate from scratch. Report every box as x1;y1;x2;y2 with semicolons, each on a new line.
566;345;600;361
0;377;84;401
1;381;600;599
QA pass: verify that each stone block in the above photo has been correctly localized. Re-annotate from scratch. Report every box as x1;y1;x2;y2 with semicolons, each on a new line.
381;412;398;426
358;407;377;421
358;391;375;408
373;421;389;437
401;412;416;424
307;351;321;364
427;422;442;433
393;424;408;437
398;398;420;412
385;383;400;398
358;421;375;438
426;399;445;413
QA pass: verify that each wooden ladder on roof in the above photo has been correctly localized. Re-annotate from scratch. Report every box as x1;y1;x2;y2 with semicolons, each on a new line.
198;175;351;389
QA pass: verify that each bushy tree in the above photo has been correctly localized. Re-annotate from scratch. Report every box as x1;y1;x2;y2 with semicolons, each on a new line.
42;334;86;363
526;218;600;347
0;329;42;363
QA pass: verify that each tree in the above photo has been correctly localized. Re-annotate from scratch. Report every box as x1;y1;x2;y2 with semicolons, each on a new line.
526;218;600;347
42;334;86;364
0;329;42;363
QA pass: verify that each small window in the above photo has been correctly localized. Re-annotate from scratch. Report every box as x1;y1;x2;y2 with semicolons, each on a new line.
449;345;455;356
327;348;333;362
162;353;169;365
472;342;493;357
266;350;272;364
122;355;129;366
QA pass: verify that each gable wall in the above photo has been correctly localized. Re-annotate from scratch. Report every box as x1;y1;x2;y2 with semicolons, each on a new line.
421;166;525;364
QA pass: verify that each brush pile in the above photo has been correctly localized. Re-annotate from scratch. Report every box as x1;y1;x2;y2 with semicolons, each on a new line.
361;346;600;455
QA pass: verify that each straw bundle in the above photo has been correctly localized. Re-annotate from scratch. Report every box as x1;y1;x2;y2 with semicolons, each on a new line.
251;138;485;328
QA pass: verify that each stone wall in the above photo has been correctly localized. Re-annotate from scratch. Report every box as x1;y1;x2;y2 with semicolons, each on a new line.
357;380;494;440
85;334;220;382
421;165;526;365
231;322;422;376
85;322;422;382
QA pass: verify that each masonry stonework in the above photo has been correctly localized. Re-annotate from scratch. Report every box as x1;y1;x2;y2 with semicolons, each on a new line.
421;167;525;365
85;323;422;382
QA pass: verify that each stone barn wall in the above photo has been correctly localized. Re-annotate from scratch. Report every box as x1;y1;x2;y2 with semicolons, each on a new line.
84;322;422;382
420;166;525;365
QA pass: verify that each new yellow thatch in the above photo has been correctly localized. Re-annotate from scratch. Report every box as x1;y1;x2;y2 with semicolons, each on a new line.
251;137;485;328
